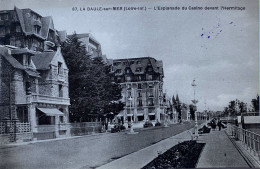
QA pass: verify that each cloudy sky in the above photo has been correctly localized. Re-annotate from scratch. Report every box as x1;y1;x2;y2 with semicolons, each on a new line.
1;0;259;111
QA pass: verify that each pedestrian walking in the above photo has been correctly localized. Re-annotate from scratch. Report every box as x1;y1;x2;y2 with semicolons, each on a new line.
217;119;222;131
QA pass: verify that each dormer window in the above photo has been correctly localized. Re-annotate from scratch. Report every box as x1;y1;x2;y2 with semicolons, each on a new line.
58;62;62;74
0;14;8;21
27;55;31;66
48;30;55;41
34;25;41;34
33;14;40;21
136;67;142;72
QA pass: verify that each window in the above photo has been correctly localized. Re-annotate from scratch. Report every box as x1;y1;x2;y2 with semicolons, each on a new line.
113;62;121;66
17;106;28;123
58;62;62;74
34;25;41;34
26;81;31;95
136;67;142;72
138;100;143;106
126;76;131;82
6;27;10;34
126;69;131;73
16;26;21;32
128;91;131;97
149;84;153;88
33;14;40;21
59;84;63;97
138;92;142;97
136;61;141;64
148;67;152;71
59;116;64;123
0;14;8;21
0;27;5;35
130;61;135;65
4;14;8;20
27;55;31;65
148;75;153;80
123;62;127;65
138;84;142;89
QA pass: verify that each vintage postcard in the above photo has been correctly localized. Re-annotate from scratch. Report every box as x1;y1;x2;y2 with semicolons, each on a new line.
0;0;259;168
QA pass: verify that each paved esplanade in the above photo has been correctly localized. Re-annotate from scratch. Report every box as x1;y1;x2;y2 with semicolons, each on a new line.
0;122;198;169
196;129;249;168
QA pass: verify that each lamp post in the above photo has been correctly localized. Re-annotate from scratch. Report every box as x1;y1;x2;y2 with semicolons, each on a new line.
191;79;198;139
128;96;134;133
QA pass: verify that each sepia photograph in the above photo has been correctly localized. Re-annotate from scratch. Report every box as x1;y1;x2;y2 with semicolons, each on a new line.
0;0;259;168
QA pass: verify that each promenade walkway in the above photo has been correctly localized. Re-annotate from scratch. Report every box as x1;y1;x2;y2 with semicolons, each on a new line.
196;129;249;168
98;125;250;169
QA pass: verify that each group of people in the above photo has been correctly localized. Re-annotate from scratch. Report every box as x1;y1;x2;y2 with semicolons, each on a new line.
210;118;223;131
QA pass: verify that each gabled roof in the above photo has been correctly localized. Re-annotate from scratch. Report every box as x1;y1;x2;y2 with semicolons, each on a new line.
14;7;57;40
0;46;40;77
32;51;56;70
0;46;25;70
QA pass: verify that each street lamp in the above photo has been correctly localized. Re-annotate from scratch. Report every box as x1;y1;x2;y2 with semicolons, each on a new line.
128;96;134;133
191;79;198;139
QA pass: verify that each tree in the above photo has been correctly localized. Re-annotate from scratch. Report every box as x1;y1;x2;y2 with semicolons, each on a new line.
61;33;124;122
189;104;195;120
251;94;259;112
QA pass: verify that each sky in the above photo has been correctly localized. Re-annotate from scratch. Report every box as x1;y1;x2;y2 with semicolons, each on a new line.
0;0;259;111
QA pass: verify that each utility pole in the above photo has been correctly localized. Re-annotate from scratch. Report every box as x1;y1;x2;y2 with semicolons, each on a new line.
191;79;198;139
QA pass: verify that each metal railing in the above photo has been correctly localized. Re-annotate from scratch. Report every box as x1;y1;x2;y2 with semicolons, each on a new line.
228;124;260;160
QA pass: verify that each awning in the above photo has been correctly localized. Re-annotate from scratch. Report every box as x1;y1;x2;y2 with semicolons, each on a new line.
137;114;144;116
127;114;133;116
37;108;64;116
149;113;155;115
25;69;41;78
117;113;123;117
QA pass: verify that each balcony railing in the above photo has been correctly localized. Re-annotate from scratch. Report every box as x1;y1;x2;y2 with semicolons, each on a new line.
30;94;70;105
228;124;260;160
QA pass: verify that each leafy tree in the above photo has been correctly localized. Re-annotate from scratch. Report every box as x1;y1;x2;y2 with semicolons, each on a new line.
61;33;124;122
189;104;195;120
251;94;259;112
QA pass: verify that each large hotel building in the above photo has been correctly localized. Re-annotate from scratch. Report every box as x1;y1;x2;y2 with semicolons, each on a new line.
110;57;167;123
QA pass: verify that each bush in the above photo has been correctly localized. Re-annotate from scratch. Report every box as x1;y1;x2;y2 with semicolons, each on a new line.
143;121;154;128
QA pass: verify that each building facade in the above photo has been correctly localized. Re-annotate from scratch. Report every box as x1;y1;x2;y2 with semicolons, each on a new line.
110;57;166;123
70;33;108;64
0;7;65;52
0;7;70;141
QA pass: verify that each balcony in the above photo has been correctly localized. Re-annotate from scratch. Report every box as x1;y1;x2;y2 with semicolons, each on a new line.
30;94;70;105
58;74;65;82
